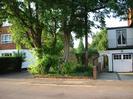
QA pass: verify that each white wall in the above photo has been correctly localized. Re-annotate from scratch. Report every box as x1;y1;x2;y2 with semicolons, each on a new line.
0;49;34;68
127;28;133;46
107;29;117;48
107;49;133;72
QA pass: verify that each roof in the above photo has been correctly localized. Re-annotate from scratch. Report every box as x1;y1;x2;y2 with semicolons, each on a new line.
0;26;10;29
107;26;132;30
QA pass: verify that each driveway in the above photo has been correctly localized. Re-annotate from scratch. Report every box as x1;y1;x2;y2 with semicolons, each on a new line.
98;72;133;80
0;70;33;79
118;73;133;80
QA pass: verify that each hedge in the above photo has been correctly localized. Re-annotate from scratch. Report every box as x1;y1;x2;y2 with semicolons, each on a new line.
0;57;23;73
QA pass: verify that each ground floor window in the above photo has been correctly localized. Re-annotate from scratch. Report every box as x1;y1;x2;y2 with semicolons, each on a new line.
113;54;132;60
113;54;121;60
1;53;12;56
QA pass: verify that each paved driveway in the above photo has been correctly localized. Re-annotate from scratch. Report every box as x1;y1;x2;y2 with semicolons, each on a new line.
0;70;33;79
98;72;133;80
118;73;133;80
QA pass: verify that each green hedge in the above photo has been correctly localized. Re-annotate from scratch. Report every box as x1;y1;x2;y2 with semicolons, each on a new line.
0;57;23;73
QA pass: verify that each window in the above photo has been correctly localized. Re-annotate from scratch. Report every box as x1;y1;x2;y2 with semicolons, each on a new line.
123;54;131;59
114;54;121;60
116;29;126;46
1;34;12;44
1;53;12;56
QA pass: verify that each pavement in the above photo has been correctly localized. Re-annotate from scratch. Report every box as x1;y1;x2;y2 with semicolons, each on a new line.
98;72;119;80
1;70;133;81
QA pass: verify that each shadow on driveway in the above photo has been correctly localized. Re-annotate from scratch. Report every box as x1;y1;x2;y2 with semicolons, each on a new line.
0;70;33;79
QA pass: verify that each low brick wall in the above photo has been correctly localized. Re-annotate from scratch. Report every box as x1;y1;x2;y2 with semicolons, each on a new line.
93;63;102;80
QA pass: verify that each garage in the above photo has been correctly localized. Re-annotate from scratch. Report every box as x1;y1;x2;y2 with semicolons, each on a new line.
113;53;133;72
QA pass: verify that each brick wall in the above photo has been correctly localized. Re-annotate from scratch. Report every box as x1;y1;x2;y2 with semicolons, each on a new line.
0;26;16;50
128;8;133;27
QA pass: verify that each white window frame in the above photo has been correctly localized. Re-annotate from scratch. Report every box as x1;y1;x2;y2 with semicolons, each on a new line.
1;34;12;44
1;53;12;56
116;29;127;47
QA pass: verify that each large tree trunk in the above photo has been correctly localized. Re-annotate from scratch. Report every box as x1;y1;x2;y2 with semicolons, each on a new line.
30;27;43;59
85;33;88;68
84;6;88;68
63;32;70;63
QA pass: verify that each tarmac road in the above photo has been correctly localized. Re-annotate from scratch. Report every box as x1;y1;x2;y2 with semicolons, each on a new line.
0;78;133;99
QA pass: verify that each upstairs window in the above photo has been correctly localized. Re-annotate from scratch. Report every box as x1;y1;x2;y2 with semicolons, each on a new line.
116;29;126;46
1;34;12;44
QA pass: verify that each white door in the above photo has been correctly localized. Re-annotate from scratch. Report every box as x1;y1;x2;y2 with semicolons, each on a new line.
113;54;133;72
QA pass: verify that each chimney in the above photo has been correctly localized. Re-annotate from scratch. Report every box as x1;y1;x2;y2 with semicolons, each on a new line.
128;8;133;27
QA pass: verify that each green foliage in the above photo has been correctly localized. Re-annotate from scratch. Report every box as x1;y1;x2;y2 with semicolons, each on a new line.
43;34;64;56
60;62;77;75
90;29;107;51
73;64;93;76
74;38;85;64
28;34;63;74
88;48;98;58
76;38;84;54
28;54;60;75
1;0;131;76
13;51;26;62
10;23;30;49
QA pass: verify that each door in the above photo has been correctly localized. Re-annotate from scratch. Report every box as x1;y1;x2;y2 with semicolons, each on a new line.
113;54;132;72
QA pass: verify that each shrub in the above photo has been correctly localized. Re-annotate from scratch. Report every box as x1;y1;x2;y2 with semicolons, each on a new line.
60;62;77;75
88;48;98;58
28;54;59;75
13;51;26;62
73;64;93;76
74;38;85;65
0;56;23;72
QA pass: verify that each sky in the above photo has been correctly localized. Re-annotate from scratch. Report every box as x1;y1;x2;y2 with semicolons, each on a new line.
73;17;128;48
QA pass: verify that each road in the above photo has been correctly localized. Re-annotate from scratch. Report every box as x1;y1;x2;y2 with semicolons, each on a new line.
0;78;133;99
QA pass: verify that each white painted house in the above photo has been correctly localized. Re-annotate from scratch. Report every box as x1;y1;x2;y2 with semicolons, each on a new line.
98;9;133;72
106;26;133;72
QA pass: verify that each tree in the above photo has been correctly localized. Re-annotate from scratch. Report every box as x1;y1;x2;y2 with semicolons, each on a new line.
71;0;109;67
0;0;46;58
0;0;132;73
90;29;107;51
75;38;85;65
0;1;7;26
72;0;133;67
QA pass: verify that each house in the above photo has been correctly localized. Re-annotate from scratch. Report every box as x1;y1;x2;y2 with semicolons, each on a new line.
105;9;133;72
0;26;33;68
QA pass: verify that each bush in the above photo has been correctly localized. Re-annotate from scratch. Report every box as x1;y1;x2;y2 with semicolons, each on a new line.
0;56;23;73
28;54;59;75
73;64;93;76
60;62;77;75
88;48;98;58
13;51;26;62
